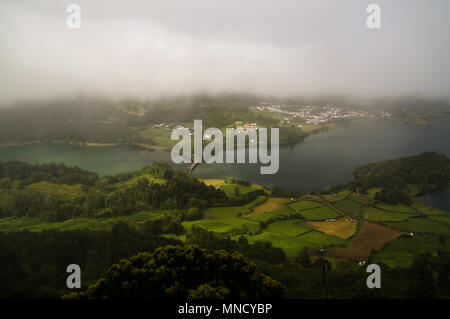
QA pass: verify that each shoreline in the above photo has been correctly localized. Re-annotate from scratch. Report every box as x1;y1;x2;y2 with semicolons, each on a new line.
0;118;383;151
0;140;167;151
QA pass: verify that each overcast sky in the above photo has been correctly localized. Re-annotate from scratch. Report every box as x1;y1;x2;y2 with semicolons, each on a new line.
0;0;449;104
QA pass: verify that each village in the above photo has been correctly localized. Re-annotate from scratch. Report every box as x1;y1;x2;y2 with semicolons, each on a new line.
255;103;391;125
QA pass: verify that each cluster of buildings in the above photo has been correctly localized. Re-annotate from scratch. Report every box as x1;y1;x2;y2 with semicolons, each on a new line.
235;121;258;132
255;104;391;125
153;123;171;128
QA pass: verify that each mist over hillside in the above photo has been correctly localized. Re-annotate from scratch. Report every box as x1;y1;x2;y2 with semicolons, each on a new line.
1;0;450;104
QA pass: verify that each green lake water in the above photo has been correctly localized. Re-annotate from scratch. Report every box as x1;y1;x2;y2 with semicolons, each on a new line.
1;117;450;197
0;143;171;176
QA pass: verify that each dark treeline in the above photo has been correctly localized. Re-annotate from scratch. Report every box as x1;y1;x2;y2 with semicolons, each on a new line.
0;223;181;298
3;224;448;299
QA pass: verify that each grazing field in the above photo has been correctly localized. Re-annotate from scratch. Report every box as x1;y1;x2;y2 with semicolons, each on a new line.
387;217;450;236
362;207;416;222
376;203;416;213
326;222;405;262
348;193;373;206
203;195;266;219
429;215;450;226
183;217;260;234
334;199;362;218
243;206;293;222
288;200;321;211
308;217;357;239
371;234;448;268
321;190;351;202
266;220;311;237
250;197;292;215
245;229;344;258
296;230;345;248
299;205;340;221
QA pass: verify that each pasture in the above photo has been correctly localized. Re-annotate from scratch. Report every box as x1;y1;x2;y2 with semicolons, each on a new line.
308;217;357;239
245;229;344;258
371;234;448;268
266;220;311;237
376;202;416;213
299;205;340;221
326;222;405;262
289;200;322;211
362;206;416;222
251;197;292;215
321;189;351;202
387;217;450;236
334;199;362;218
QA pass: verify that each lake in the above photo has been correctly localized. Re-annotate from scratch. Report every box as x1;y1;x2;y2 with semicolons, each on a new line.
0;143;171;177
1;117;450;195
195;117;450;192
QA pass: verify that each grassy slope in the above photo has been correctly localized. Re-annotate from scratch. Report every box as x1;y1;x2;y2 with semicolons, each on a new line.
371;234;449;268
1;178;449;268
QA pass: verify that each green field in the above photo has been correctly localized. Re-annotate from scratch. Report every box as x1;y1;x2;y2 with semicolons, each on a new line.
289;200;322;211
244;229;344;258
183;217;260;234
299;205;340;221
371;234;448;268
387;217;450;236
321;190;351;202
243;206;293;222
297;230;345;248
376;202;416;213
265;220;311;237
348;193;373;205
429;215;450;226
363;206;416;222
203;195;266;219
334;199;362;217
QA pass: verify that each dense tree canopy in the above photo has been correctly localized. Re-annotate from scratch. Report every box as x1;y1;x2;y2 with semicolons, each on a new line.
352;152;450;204
65;245;285;299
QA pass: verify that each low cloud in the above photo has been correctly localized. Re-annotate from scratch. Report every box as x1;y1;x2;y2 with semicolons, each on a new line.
0;0;449;104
